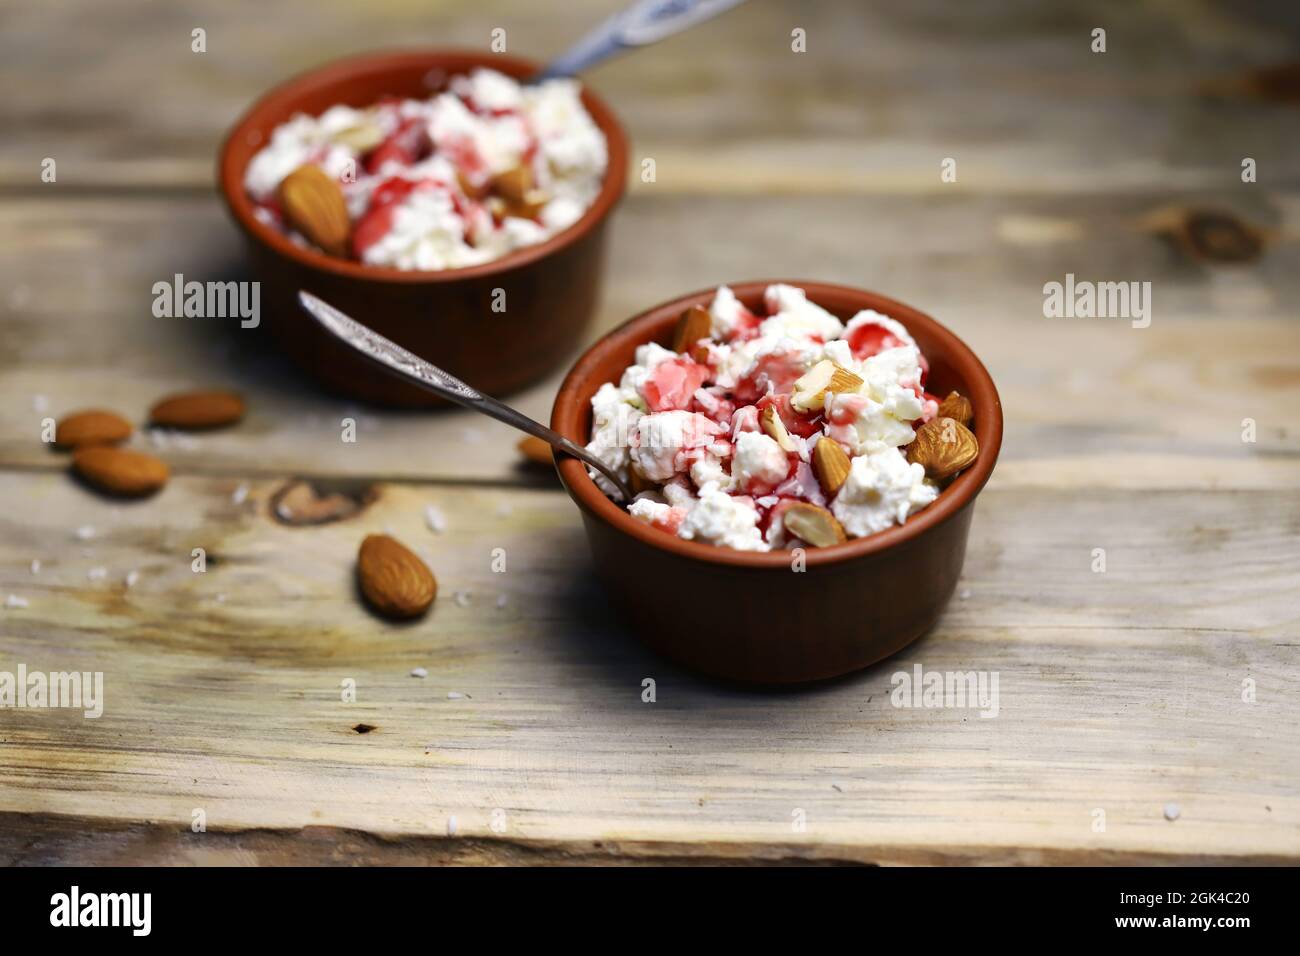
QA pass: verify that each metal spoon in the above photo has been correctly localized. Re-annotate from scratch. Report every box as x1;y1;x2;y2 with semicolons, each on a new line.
531;0;748;82
297;291;634;502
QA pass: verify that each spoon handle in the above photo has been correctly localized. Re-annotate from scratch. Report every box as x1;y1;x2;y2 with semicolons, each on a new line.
533;0;748;82
297;292;633;501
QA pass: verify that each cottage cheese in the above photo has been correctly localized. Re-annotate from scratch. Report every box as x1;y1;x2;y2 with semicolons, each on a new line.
585;283;957;551
244;69;607;270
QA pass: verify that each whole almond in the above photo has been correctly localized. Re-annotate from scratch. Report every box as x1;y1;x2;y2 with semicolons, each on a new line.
759;405;798;452
936;390;973;427
356;534;437;620
278;165;351;257
54;409;132;449
72;446;168;497
672;305;713;356
782;502;848;548
517;435;554;466
812;437;851;496
907;416;979;480
149;390;245;430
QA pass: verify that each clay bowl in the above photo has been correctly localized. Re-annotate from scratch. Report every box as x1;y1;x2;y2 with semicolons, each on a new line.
218;49;628;407
552;281;1002;684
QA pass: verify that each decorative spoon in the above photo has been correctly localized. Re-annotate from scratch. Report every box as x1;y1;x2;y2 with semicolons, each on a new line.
297;291;634;502
532;0;748;82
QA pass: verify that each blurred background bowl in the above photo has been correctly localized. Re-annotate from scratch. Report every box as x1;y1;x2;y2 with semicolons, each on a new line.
218;49;628;407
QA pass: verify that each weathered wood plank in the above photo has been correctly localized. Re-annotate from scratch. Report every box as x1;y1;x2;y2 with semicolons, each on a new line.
2;0;1298;192
2;192;1297;486
1;471;1297;864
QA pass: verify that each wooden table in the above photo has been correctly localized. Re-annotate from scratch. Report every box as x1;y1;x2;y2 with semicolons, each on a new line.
2;0;1298;865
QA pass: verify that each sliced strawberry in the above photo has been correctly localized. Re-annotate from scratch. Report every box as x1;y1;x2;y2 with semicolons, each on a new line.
691;388;736;427
369;176;419;210
846;321;907;360
651;507;688;535
364;118;432;174
352;203;397;260
643;358;711;412
725;306;763;343
826;393;869;426
734;349;807;403
439;133;488;183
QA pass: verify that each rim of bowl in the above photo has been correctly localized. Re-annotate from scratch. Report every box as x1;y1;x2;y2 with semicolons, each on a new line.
552;280;1004;570
217;48;629;284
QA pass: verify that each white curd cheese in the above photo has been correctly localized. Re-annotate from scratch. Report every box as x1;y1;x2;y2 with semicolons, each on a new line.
831;449;938;538
679;483;768;551
731;431;790;491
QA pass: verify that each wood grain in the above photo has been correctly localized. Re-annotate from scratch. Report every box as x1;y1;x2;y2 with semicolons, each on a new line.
1;0;1298;865
1;193;1297;486
1;472;1297;865
2;0;1298;193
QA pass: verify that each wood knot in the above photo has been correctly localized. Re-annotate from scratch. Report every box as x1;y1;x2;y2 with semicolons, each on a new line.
1139;206;1268;265
270;478;377;526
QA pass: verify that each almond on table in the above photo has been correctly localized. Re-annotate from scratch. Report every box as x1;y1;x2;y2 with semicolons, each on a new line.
517;436;554;466
54;409;132;449
356;534;437;620
72;446;169;497
149;390;246;430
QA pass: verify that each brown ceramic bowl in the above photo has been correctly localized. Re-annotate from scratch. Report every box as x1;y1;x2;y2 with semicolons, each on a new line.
552;281;1002;684
218;50;628;406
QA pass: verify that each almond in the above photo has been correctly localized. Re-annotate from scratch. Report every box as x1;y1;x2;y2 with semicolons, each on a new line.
456;170;489;201
149;390;245;430
492;164;533;202
356;534;437;620
489;191;549;221
331;121;385;153
907;416;979;480
812;437;851;496
278;164;351;257
936;390;973;427
517;435;554;466
760;405;798;452
672;305;713;356
72;446;168;497
54;409;132;449
791;360;864;412
782;501;847;548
